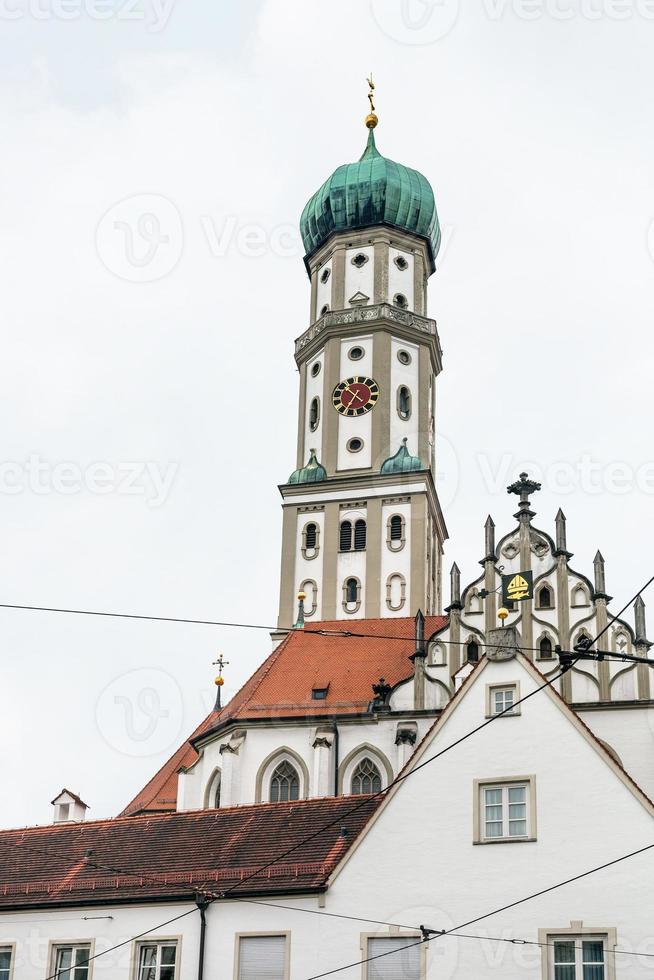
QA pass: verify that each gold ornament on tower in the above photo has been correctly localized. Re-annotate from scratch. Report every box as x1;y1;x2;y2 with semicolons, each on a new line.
365;73;378;130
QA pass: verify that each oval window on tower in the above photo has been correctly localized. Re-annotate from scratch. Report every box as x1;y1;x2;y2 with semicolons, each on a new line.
397;386;412;421
320;267;331;284
348;346;365;361
309;397;320;432
397;349;412;365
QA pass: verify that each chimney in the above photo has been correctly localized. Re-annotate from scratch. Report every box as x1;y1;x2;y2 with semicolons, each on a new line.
51;789;88;824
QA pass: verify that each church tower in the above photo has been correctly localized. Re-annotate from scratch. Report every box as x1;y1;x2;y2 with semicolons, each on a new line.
277;98;448;628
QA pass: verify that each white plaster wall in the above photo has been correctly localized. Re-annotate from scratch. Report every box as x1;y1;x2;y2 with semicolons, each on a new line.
315;261;333;316
380;500;411;617
344;245;374;304
389;337;420;461
325;656;654;979
579;704;654;799
303;349;325;460
337;336;373;471
388;246;414;308
295;510;325;621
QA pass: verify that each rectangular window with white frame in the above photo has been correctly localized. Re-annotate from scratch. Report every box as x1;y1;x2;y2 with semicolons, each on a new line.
474;776;536;843
51;944;92;980
0;947;12;980
135;941;178;980
364;935;423;980
236;934;289;980
486;682;520;718
539;928;616;980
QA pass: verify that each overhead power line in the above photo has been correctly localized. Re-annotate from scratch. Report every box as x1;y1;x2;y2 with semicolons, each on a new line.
0;601;652;664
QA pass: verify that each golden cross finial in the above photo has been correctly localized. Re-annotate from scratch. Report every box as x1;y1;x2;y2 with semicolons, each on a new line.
212;653;229;686
365;74;378;130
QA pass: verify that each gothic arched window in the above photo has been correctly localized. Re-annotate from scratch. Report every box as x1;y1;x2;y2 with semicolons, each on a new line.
340;520;352;552
345;578;359;605
467;640;479;663
539;636;553;659
537;585;553;609
351;758;382;795
354;519;367;551
270;761;300;803
397;386;412;420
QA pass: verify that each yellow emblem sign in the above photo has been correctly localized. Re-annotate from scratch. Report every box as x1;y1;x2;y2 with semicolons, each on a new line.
502;571;534;603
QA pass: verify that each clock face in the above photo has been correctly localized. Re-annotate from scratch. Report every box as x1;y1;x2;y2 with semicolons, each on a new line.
332;376;380;417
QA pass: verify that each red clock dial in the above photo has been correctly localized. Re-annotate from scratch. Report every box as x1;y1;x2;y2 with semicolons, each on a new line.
332;377;380;417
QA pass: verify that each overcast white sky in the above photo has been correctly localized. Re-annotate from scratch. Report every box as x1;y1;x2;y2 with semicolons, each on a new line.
1;0;653;828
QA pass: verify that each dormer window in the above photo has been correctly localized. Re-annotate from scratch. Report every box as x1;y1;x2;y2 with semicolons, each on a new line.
312;688;329;700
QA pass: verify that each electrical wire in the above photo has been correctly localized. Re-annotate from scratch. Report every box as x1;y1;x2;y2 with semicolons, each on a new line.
41;907;199;980
0;601;651;663
304;840;654;979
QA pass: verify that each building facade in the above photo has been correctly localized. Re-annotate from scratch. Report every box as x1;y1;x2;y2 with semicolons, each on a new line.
2;109;653;980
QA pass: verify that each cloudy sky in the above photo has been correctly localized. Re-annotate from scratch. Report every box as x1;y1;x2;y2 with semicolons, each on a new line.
1;0;653;828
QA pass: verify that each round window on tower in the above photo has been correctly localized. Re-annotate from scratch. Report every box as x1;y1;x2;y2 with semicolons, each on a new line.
348;346;365;361
311;361;321;378
393;293;409;310
320;304;330;317
346;437;364;454
397;349;412;366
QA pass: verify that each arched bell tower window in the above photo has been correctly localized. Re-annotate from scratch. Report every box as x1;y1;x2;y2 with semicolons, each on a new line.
354;519;367;551
339;520;352;552
351;758;382;795
301;521;320;559
387;514;406;552
537;584;553;609
270;761;300;803
343;577;362;614
309;397;320;432
466;640;480;663
397;386;412;421
305;523;317;550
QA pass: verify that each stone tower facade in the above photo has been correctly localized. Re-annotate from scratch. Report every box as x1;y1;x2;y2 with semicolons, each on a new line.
277;123;448;628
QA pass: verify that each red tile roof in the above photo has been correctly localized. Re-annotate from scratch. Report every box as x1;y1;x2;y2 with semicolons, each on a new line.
0;796;380;910
121;616;446;817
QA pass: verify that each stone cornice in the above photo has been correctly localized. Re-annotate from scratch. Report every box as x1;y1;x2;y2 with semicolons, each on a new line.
294;303;443;374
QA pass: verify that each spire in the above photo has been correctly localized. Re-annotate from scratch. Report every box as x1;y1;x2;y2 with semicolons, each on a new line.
212;654;229;711
414;609;426;657
484;515;495;560
634;595;649;644
593;550;606;596
448;562;462;610
507;471;541;523
554;508;567;554
293;591;306;630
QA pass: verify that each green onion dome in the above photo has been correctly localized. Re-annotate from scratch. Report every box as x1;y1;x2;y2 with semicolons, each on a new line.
300;128;441;271
288;449;328;485
380;439;423;475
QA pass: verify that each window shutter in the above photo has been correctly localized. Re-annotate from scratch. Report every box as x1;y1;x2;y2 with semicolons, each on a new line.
239;936;286;980
367;938;421;980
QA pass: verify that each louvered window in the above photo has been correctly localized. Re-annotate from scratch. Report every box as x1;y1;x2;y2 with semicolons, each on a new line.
366;937;421;979
389;515;403;541
354;519;367;551
238;935;287;980
340;520;352;551
351;758;382;795
270;761;300;802
305;523;317;550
